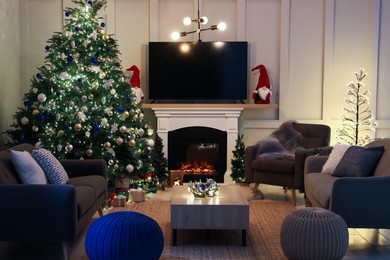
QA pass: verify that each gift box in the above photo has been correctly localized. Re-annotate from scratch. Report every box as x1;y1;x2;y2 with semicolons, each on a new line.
130;189;145;203
113;195;127;207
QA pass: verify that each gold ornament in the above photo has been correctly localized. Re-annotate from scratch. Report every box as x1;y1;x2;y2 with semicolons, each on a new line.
107;110;113;116
32;109;40;116
86;149;93;156
119;65;123;69
74;123;82;131
114;164;119;169
123;111;130;119
129;139;136;147
86;66;91;72
88;94;94;100
57;130;65;137
102;34;110;41
92;81;99;88
98;56;103;62
104;141;111;149
32;126;39;132
71;13;77;18
47;127;53;134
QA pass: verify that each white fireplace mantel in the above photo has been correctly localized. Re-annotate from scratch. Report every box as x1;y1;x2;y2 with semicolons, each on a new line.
150;107;244;184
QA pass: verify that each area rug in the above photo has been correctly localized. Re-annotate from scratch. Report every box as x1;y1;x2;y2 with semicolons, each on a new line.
102;199;294;260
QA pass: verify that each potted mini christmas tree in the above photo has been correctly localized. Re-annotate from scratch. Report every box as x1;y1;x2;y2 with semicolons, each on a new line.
230;134;246;183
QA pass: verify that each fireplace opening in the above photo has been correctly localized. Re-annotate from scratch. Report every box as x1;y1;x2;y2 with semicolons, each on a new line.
168;126;227;183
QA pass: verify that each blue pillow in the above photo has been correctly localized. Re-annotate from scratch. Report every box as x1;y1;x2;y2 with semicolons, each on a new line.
32;148;69;185
331;146;384;177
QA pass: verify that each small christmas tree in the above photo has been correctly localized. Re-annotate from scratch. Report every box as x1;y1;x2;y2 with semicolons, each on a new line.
150;134;170;181
4;0;154;185
230;134;245;182
336;68;377;146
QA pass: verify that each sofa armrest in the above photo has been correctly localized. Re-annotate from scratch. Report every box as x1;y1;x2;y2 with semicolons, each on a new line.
244;145;257;183
294;146;333;189
304;155;329;175
60;159;107;179
330;176;390;228
0;184;77;241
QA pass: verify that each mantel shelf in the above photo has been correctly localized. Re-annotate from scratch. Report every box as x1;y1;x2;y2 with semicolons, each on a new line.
141;103;278;109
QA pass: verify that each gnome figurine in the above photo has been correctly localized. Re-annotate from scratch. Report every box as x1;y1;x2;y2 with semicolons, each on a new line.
126;65;144;103
251;64;272;104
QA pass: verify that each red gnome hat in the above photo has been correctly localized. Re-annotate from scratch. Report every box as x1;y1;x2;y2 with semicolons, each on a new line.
126;65;140;88
251;64;270;90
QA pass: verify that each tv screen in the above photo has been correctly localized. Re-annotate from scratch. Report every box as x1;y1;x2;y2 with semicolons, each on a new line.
148;41;248;103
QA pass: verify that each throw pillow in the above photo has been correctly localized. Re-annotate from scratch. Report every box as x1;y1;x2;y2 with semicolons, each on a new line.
32;148;69;185
321;144;350;174
10;150;48;184
331;146;385;177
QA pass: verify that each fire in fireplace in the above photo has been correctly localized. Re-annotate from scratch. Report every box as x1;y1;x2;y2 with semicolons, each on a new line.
168;126;227;183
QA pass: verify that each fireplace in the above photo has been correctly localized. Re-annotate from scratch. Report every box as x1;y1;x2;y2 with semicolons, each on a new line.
149;106;244;184
168;127;227;183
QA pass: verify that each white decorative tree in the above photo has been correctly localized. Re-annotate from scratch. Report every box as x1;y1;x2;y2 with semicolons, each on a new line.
336;68;377;146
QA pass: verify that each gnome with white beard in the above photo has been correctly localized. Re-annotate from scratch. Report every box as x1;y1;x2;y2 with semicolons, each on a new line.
126;65;144;104
251;64;272;104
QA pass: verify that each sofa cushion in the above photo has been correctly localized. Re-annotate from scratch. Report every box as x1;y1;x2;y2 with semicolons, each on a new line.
332;146;384;177
10;150;48;184
252;157;295;174
32;148;69;185
305;172;339;208
321;144;350;174
67;175;107;199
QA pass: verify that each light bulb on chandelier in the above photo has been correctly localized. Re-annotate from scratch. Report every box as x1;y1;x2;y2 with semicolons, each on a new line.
171;0;226;42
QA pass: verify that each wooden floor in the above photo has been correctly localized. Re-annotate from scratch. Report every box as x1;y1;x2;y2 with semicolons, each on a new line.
0;184;389;259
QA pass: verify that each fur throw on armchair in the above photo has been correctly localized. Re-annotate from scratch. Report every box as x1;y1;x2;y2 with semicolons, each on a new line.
255;120;303;159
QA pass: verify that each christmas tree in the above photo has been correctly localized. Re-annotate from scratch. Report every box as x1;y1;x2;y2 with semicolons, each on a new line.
230;134;245;182
336;68;377;146
150;134;170;181
4;0;154;184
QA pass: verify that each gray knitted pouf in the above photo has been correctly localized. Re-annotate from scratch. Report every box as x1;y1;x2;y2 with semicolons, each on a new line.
280;207;349;260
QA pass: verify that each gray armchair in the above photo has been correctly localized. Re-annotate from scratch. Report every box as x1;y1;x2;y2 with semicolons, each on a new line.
245;122;331;205
0;143;107;260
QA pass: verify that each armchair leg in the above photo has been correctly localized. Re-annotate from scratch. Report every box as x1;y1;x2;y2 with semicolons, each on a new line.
98;207;103;217
291;189;296;206
252;183;260;194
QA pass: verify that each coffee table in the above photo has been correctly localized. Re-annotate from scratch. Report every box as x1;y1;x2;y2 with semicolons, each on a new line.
170;185;249;246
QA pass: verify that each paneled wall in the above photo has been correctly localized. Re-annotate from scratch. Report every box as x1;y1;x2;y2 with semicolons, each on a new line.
1;0;389;147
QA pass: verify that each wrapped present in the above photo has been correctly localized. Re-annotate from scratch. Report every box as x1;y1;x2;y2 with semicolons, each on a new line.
113;195;126;207
130;189;145;203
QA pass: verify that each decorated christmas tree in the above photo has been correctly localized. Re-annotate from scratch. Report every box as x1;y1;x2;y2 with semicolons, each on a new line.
336;68;377;146
4;0;154;185
230;134;245;182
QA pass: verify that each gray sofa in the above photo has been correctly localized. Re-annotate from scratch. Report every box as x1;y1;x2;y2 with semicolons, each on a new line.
0;143;107;259
304;138;390;228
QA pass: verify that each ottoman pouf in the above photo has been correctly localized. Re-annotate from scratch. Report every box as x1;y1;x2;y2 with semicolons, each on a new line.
85;211;164;260
280;207;348;260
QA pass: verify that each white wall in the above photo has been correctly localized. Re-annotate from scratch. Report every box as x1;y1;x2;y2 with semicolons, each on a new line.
1;0;390;147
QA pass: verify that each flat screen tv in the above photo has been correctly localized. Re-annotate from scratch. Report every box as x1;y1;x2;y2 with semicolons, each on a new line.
148;41;248;103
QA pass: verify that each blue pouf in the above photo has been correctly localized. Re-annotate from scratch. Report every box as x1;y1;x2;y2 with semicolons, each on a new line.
85;211;164;260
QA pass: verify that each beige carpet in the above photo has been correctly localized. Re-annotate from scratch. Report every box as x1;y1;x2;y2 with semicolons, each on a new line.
83;185;295;260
